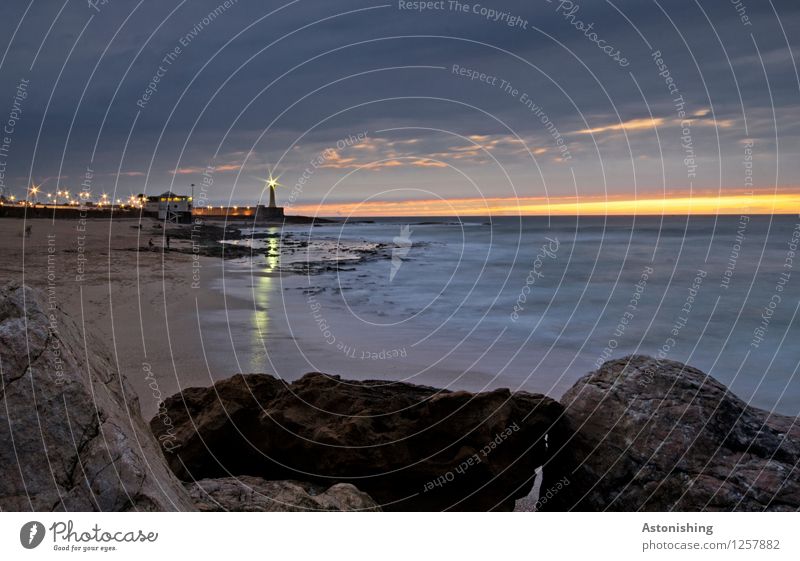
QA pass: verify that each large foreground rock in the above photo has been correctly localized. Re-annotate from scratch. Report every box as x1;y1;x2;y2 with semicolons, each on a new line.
542;355;800;511
0;284;194;511
152;373;566;511
187;476;380;511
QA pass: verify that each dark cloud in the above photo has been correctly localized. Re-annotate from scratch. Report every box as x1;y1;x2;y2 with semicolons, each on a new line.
0;0;798;205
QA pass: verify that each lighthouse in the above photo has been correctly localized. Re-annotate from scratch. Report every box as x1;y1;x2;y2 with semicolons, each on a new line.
268;181;277;208
256;171;284;222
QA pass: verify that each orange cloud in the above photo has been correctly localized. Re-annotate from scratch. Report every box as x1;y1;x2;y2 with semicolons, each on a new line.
309;134;527;170
319;154;450;170
172;167;203;175
690;116;735;128
577;117;664;135
215;163;241;172
578;115;735;135
170;163;240;175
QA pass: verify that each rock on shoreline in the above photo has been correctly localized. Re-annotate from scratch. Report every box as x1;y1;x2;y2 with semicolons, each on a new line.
541;355;800;511
0;283;193;511
151;372;566;511
187;476;380;512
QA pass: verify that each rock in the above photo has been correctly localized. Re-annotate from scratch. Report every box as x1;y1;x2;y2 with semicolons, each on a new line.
187;476;380;511
0;283;194;511
152;373;566;511
541;355;800;511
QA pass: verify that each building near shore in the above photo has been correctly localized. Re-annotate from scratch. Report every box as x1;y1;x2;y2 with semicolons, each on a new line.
140;191;193;223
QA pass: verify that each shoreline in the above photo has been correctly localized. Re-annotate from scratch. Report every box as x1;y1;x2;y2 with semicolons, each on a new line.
2;216;798;512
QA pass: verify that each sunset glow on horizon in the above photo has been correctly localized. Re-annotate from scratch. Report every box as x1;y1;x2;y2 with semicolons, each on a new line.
287;192;800;217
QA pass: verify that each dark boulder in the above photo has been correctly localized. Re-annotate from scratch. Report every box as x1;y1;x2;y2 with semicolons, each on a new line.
541;355;800;511
152;372;566;511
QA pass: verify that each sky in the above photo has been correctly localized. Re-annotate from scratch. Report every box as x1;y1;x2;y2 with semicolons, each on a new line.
0;0;798;215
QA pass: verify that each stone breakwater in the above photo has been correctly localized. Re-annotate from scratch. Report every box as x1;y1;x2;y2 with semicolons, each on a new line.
2;284;797;511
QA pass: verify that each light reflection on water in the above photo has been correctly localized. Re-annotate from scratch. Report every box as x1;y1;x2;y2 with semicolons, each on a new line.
249;233;280;371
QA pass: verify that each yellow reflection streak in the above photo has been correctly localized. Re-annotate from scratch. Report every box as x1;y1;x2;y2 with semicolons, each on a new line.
250;233;280;370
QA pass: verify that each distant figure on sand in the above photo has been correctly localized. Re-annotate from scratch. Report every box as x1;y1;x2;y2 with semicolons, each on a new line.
148;238;154;250
24;225;31;238
166;235;170;250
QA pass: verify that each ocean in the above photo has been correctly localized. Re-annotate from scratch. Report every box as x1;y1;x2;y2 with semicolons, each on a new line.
209;215;800;415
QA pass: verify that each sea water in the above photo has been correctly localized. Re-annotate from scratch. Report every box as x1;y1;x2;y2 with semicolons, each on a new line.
214;215;800;415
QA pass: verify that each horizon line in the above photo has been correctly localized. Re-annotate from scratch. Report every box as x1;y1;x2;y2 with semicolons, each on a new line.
282;193;800;217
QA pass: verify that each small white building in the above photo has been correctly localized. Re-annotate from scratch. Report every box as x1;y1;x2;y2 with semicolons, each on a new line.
143;191;193;222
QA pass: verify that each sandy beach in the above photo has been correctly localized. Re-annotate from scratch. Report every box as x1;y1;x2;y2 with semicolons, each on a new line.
0;216;235;418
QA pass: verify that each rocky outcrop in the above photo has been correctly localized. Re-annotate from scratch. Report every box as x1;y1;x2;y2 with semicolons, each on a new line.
187;476;380;511
9;281;791;513
541;355;800;511
151;373;566;511
0;283;195;511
